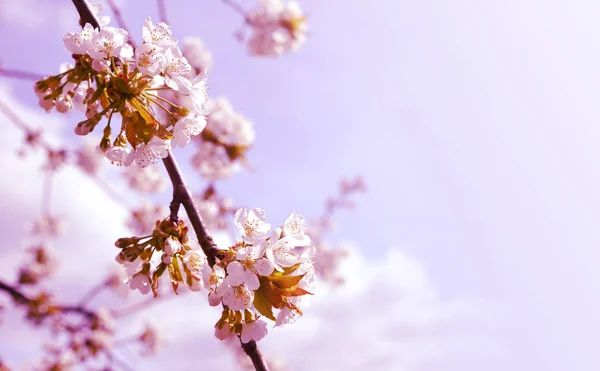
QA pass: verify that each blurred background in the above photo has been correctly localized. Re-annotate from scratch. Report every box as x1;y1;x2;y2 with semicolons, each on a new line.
1;0;600;370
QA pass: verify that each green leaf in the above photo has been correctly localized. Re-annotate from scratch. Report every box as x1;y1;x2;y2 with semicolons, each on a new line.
259;277;285;309
253;288;276;321
269;273;305;289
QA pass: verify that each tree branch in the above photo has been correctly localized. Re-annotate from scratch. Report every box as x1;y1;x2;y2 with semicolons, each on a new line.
162;151;220;266
0;279;97;321
72;0;101;28
68;2;269;369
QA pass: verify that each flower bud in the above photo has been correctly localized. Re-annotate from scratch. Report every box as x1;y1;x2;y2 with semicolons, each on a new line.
164;237;181;256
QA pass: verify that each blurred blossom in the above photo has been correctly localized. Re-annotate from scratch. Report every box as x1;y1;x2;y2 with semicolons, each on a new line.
126;203;166;234
182;36;213;76
192;98;255;180
18;243;58;285
139;323;164;356
246;0;307;56
29;214;65;239
122;165;167;193
75;141;104;176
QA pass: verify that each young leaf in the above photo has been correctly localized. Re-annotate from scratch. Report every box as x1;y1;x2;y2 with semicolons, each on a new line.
269;273;305;289
253;289;276;321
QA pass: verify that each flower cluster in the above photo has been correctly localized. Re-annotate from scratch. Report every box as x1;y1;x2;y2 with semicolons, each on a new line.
35;17;209;167
246;0;307;56
115;218;210;296
192;98;255;180
209;208;314;343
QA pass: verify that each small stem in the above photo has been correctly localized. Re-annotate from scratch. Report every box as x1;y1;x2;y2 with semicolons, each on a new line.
221;0;248;19
157;0;169;23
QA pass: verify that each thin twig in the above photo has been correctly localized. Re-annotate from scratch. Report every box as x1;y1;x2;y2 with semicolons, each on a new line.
92;176;134;208
106;0;136;48
0;68;45;81
0;280;97;320
221;0;248;19
78;280;108;306
157;0;168;24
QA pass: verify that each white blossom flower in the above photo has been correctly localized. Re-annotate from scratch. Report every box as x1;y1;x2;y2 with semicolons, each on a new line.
172;114;206;148
163;47;192;92
135;43;165;76
275;306;296;327
183;249;210;292
240;320;268;343
234;208;271;243
217;282;254;311
142;17;177;48
105;145;130;166
63;23;95;55
125;137;171;168
88;26;129;60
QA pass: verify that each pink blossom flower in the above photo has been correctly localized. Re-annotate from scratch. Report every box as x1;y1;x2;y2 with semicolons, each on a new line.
234;208;271;243
240;320;268;343
172;114;206;148
63;23;95;55
88;26;129;60
124;137;170;168
135;43;165;76
142;17;177;48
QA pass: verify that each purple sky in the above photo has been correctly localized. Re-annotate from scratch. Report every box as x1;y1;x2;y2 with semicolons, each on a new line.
2;0;600;370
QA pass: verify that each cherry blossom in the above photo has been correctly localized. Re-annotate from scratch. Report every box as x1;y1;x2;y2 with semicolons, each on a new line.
246;0;307;56
135;43;166;76
122;165;166;193
163;47;192;92
88;26;129;60
124;137;171;168
142;17;177;48
63;23;95;55
217;282;254;311
172;114;206;148
234;208;271;243
240;319;268;343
